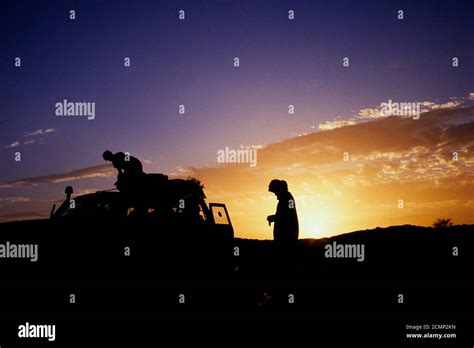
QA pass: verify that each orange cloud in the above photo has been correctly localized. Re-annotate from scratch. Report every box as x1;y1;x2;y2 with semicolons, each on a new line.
1;106;472;240
189;106;474;239
0;211;49;223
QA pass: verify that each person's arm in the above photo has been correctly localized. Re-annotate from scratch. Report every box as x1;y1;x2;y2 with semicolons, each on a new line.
267;215;276;225
267;200;282;225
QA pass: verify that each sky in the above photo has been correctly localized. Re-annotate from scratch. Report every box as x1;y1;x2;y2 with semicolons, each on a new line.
1;0;473;239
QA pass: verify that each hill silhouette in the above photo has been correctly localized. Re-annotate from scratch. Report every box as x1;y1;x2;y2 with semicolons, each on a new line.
1;221;473;281
233;223;474;280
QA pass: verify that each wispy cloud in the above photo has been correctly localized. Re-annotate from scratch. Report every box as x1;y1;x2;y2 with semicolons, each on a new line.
317;97;468;129
0;164;115;189
359;99;464;120
0;196;32;203
421;100;464;111
6;141;20;149
358;108;381;118
4;128;56;149
316;119;358;130
24;128;56;137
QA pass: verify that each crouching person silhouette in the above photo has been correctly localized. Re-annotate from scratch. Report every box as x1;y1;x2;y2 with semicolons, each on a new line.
103;150;144;191
267;179;299;246
103;150;145;220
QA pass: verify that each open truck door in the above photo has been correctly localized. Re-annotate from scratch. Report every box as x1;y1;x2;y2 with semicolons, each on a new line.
209;203;234;239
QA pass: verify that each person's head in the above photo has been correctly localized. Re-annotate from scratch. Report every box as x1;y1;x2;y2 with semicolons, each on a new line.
268;179;288;195
102;150;114;161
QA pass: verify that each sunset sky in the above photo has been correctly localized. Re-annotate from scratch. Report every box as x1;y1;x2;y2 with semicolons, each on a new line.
1;0;473;239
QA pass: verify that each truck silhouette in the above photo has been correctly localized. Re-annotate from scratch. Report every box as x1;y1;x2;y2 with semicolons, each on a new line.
50;175;233;240
1;175;235;278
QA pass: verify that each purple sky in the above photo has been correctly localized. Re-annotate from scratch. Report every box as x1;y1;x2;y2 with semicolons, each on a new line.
1;0;473;220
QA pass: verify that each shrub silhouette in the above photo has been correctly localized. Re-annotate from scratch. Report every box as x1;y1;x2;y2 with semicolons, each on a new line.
432;218;454;229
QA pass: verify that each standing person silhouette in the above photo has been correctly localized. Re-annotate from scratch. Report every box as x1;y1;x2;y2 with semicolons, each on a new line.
267;179;299;246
